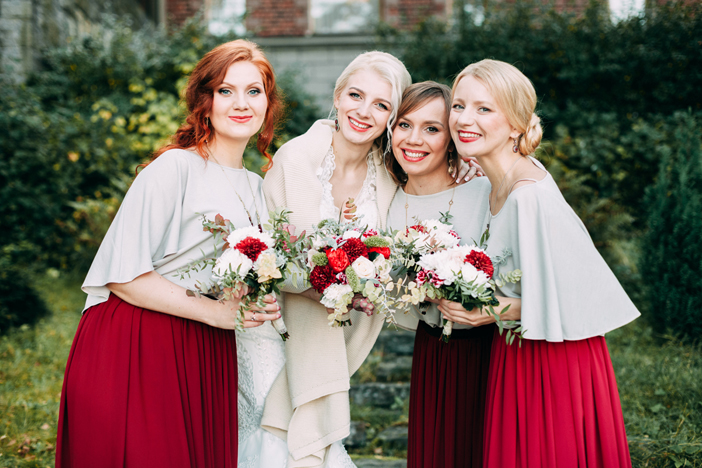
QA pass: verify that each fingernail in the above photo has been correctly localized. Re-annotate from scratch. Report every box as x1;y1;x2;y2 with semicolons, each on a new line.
465;176;470;181
277;313;282;318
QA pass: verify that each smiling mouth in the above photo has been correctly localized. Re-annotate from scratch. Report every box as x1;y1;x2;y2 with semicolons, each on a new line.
458;131;481;142
229;116;253;123
348;117;371;132
402;149;429;161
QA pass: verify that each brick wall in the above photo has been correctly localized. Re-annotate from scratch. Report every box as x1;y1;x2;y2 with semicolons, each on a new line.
246;0;309;37
166;0;204;26
383;0;448;29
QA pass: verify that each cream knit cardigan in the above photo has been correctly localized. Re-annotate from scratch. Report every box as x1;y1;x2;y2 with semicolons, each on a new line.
261;120;398;467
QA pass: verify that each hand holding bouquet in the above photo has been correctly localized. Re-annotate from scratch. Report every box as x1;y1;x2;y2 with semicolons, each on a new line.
305;219;398;327
415;238;523;344
179;208;307;340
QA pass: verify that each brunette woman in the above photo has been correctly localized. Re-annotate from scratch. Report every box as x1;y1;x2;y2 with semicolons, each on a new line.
446;59;639;467
56;40;282;468
384;81;510;468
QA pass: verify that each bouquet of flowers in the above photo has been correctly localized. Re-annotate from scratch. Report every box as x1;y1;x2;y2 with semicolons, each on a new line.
390;218;462;306
414;233;523;344
179;208;308;340
305;219;398;327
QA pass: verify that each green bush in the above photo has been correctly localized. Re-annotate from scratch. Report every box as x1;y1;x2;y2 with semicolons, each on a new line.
378;1;702;224
639;112;702;341
0;16;320;275
0;244;51;333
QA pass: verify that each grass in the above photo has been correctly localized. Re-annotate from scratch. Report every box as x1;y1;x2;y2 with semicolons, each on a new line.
0;274;700;467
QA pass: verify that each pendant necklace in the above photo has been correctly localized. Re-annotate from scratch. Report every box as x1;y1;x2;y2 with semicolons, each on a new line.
208;150;262;232
405;186;456;229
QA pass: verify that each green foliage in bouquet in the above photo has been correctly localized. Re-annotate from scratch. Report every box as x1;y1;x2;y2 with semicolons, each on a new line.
640;112;702;342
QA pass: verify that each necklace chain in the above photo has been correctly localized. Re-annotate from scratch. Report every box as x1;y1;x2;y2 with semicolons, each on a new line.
405;186;456;229
207;149;262;230
486;155;521;234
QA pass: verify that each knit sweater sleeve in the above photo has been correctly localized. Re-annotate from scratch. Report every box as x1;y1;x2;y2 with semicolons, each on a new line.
263;148;311;294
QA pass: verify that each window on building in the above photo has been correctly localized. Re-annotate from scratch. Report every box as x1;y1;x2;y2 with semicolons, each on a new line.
208;0;246;35
310;0;380;34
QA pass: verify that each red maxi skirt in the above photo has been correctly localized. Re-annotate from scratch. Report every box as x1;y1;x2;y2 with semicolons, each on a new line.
483;329;632;468
407;321;495;468
56;294;238;468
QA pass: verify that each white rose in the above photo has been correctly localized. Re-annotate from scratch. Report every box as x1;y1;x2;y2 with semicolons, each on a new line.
461;263;489;286
373;256;392;282
351;256;376;279
213;248;253;279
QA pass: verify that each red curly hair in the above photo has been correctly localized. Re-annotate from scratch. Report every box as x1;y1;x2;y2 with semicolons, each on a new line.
152;39;282;171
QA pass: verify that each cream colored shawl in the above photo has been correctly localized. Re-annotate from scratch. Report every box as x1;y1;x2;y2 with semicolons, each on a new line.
261;120;398;467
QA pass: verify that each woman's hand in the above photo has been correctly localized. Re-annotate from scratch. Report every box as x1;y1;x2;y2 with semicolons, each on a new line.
241;293;281;329
437;296;521;327
451;157;485;184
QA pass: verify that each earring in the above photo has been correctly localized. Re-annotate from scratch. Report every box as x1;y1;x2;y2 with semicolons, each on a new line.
335;118;340;132
447;158;455;176
512;137;519;153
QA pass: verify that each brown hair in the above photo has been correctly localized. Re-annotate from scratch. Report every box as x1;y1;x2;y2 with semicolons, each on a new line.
150;40;282;171
385;81;458;186
452;59;542;156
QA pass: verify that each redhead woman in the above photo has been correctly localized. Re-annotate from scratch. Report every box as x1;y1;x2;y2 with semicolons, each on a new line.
56;40;282;468
384;81;511;468
446;59;639;467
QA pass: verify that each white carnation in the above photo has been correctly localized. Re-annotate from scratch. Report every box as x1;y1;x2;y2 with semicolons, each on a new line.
213;248;253;279
320;284;353;308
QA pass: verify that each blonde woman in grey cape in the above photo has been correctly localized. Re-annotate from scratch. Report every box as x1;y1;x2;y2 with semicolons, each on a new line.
447;60;638;467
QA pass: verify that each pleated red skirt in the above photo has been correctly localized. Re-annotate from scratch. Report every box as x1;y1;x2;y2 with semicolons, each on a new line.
56;293;238;468
483;330;632;468
407;321;495;468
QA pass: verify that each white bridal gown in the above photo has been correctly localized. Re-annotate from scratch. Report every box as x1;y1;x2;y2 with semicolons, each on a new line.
235;145;378;468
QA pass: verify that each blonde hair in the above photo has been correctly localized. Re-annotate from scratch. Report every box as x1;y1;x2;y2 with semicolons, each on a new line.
452;59;542;156
333;51;412;153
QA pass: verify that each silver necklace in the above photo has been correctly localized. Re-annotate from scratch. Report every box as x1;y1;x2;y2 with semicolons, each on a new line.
208;150;262;231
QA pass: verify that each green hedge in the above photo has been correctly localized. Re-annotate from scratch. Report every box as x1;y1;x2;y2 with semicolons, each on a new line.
639;112;702;341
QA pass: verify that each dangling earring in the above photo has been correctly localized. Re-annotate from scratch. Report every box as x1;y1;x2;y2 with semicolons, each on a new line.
447;157;455;176
205;117;210;143
335;118;340;132
512;137;519;153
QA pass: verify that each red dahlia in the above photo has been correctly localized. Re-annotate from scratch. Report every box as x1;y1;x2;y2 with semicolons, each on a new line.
235;237;268;262
310;265;335;293
340;238;369;263
465;250;494;278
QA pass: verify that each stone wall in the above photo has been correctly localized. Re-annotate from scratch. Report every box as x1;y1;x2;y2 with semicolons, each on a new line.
0;0;157;82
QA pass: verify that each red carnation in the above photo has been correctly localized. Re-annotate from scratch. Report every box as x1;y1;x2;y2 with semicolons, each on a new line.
340;238;369;263
363;229;379;238
465;250;494;278
327;249;350;273
310;265;335;293
235;237;268;262
409;224;427;234
369;246;391;259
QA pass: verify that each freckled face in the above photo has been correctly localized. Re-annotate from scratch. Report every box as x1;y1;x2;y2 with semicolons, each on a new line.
209;61;268;144
392;97;451;179
334;69;394;147
449;75;517;159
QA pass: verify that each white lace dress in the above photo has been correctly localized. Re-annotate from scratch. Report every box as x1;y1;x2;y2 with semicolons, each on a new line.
235;144;376;468
316;145;379;229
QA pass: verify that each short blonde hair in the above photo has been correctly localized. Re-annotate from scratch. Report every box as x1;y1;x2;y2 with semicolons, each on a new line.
333;51;412;153
452;59;542;156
